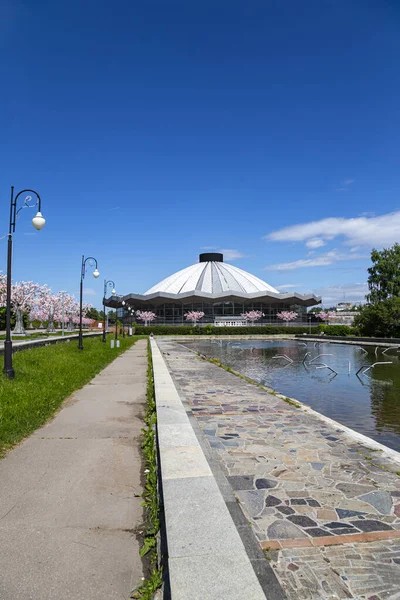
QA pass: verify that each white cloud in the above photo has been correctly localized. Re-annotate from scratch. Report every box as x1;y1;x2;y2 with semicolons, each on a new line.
307;282;368;305
104;206;120;212
83;288;97;297
336;178;354;192
219;248;246;261
265;249;368;271
275;283;303;290
265;211;400;248
305;238;325;249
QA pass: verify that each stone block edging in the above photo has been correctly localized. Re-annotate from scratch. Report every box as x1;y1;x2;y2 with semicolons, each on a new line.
0;332;103;356
261;528;400;550
150;338;267;600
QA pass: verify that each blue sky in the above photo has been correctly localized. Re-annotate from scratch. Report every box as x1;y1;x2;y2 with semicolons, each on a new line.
1;0;400;307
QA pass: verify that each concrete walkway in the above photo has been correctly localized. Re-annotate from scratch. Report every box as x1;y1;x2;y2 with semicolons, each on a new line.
0;339;147;600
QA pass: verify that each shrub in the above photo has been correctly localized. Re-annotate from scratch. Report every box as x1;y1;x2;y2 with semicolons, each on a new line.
134;324;317;336
318;324;358;337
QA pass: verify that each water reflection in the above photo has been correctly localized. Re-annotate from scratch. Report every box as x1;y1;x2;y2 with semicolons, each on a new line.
187;340;400;452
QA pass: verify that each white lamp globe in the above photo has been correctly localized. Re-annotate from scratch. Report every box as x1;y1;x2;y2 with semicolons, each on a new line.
122;300;125;306
32;212;46;230
93;268;100;279
111;289;116;295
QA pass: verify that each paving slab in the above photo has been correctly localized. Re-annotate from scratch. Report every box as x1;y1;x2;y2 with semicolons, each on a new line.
0;339;147;600
158;339;400;600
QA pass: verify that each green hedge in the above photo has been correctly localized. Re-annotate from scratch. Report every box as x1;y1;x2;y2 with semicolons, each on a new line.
134;324;318;336
318;324;358;336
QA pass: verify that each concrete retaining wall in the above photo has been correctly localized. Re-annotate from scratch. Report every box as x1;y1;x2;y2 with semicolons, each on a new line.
0;332;103;355
150;338;266;600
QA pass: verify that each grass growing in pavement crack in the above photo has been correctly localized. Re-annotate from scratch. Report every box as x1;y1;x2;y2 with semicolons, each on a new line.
132;340;162;599
0;335;146;458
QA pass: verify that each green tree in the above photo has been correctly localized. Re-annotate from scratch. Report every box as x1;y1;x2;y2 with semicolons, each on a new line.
86;307;100;320
354;297;400;338
107;310;116;323
367;244;400;304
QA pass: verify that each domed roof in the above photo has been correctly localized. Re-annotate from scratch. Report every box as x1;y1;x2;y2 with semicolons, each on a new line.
145;253;279;296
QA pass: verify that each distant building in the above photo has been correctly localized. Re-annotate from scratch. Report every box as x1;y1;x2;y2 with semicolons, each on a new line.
336;302;352;312
104;253;321;325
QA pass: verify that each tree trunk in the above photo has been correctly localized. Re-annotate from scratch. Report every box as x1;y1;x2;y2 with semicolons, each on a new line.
67;316;74;332
13;308;26;335
47;310;56;333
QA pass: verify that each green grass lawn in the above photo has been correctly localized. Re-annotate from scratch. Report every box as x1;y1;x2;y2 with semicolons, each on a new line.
0;335;147;457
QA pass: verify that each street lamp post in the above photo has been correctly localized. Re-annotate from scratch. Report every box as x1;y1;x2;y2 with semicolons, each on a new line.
121;300;126;338
114;301;120;345
78;256;99;350
3;187;46;379
308;314;312;334
60;290;68;337
103;279;116;343
127;305;134;335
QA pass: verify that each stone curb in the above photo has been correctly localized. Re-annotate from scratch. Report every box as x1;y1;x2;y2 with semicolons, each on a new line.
150;338;267;600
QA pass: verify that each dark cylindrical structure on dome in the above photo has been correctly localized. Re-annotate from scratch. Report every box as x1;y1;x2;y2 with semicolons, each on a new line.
199;253;223;263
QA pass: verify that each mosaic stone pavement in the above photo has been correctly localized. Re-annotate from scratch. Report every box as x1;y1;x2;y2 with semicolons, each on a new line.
157;340;400;600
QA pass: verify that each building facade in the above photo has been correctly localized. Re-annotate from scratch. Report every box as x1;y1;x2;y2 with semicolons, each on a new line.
105;253;321;325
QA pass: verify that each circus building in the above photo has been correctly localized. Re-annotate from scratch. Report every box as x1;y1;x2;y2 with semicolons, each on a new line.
104;253;321;325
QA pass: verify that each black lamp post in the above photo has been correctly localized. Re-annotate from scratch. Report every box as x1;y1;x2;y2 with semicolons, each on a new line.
122;301;126;338
78;256;99;350
114;300;121;344
3;187;46;379
103;279;116;342
127;305;134;333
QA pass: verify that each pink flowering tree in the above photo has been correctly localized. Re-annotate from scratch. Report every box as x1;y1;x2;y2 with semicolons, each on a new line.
30;291;51;328
9;281;48;334
184;311;205;326
317;311;335;325
0;272;6;302
66;296;80;331
276;311;298;326
37;287;59;332
136;310;156;327
241;310;264;326
71;302;92;328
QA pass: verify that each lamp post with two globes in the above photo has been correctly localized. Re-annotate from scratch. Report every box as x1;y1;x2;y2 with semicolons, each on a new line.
78;256;100;350
3;187;46;379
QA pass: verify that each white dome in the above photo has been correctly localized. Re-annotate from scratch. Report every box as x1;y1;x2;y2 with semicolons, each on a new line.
145;254;279;296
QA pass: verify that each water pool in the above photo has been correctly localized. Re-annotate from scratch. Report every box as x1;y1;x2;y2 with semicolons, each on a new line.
187;339;400;452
